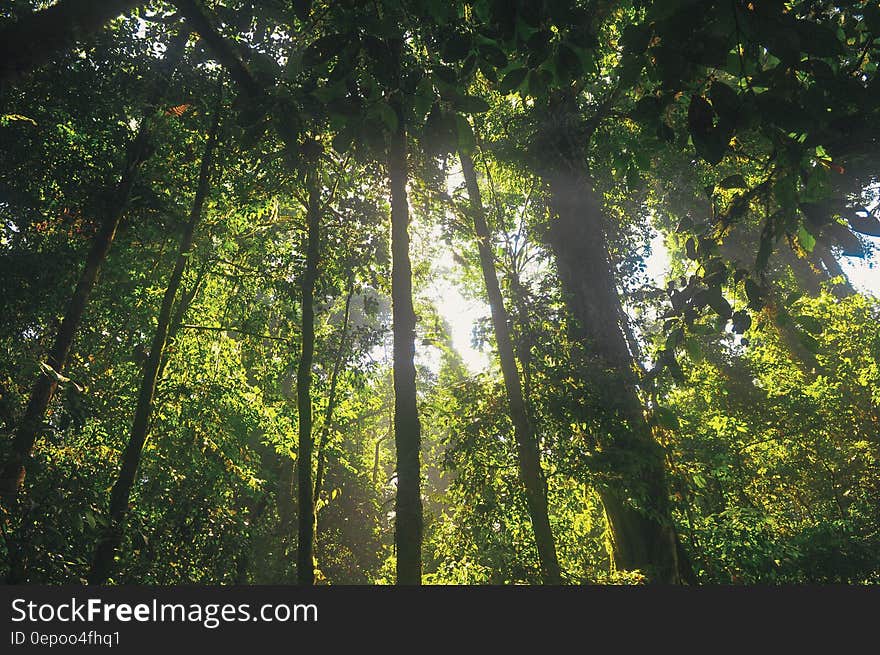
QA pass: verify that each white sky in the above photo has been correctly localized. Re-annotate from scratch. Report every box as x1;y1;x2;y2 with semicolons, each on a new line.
427;227;880;374
425;248;491;372
840;234;880;294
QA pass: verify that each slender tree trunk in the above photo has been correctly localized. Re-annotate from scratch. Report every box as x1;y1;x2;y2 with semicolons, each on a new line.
88;91;221;584
313;284;354;509
295;156;321;587
542;163;681;583
0;30;189;500
507;272;535;405
460;149;562;584
0;0;146;89
388;39;422;586
308;284;354;580
156;256;213;383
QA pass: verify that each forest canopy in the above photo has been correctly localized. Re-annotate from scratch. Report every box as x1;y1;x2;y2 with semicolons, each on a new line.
0;0;878;585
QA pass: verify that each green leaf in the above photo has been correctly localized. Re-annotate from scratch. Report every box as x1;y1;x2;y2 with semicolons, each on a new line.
689;94;731;164
719;174;747;189
441;33;472;62
709;81;740;123
451;94;490;114
479;44;508;69
665;326;684;351
499;67;528;94
461;53;478;77
632;96;661;123
332;126;355;154
621;24;652;53
706;286;732;319
525;30;552;66
0;113;37;127
825;222;865;258
616;54;645;88
424;103;457;155
293;0;311;21
684;336;704;362
433;65;458;86
731;310;752;334
555;43;582;81
654;407;680;430
412;76;436;121
756;225;776;272
796;314;824;335
865;4;880;33
378;102;399;132
796;224;816;253
527;69;549;97
794;20;843;57
773;176;798;211
302;33;350;68
798;330;821;354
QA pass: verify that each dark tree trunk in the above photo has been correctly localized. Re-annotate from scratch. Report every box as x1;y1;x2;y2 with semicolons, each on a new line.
0;0;146;89
542;165;681;583
388;39;422;586
460;149;562;584
295;159;321;587
0;30;189;500
88;91;221;584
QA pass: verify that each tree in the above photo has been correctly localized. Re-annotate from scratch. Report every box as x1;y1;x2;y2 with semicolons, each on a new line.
0;0;147;89
0;27;190;500
387;37;423;585
1;0;878;588
459;146;561;584
89;84;223;584
295;142;322;586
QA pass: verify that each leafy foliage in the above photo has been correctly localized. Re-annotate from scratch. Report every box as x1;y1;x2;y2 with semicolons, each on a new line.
0;0;878;585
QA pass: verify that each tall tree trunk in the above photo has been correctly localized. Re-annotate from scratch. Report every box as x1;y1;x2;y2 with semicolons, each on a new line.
388;39;422;586
313;284;354;509
0;29;189;500
0;0;146;89
310;284;354;580
88;90;221;584
542;163;681;583
295;155;321;587
460;149;562;584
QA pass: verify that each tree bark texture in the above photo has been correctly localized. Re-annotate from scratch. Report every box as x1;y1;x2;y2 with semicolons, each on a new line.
460;148;562;584
388;40;422;586
295;160;321;586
